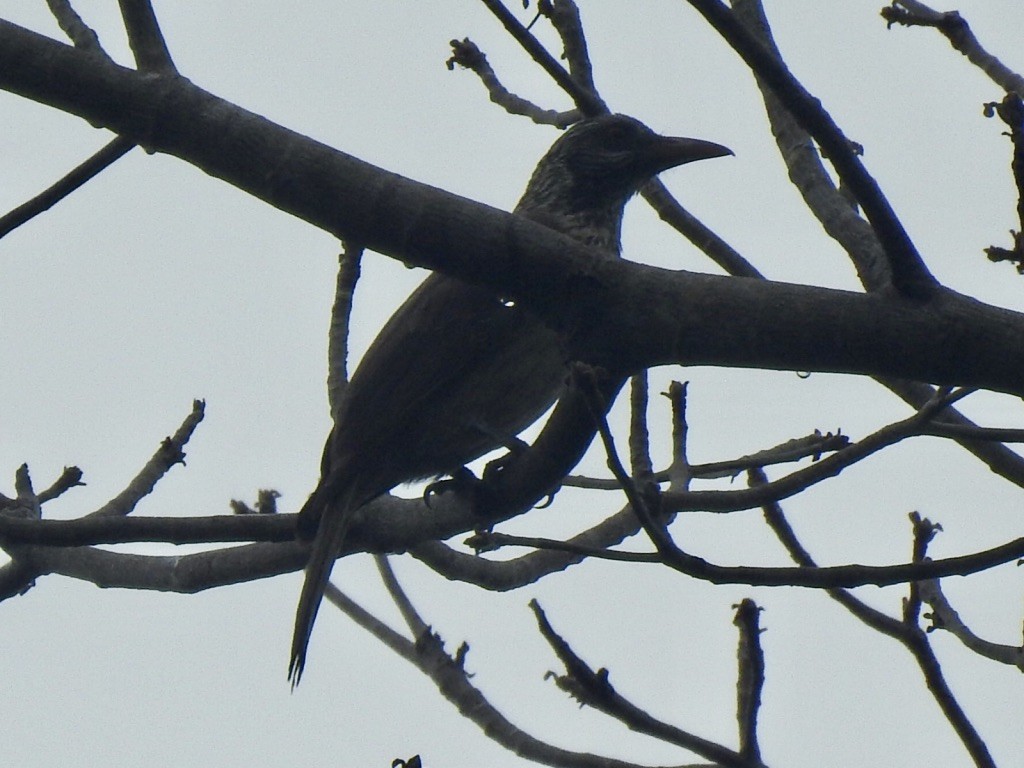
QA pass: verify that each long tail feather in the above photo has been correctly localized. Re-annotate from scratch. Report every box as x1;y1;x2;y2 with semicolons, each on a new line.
288;483;359;687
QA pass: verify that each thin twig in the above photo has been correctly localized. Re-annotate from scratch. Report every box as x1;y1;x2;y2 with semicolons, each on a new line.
0;401;206;600
901;514;996;768
323;583;662;768
36;467;85;504
640;180;764;277
983;94;1024;273
627;373;655;489
574;364;676;557
327;244;363;420
375;555;429;637
563;429;848;490
733;598;764;763
541;0;597;94
663;381;691;491
0;136;136;240
882;1;1024;96
91;399;205;517
919;578;1024;670
468;524;1024;589
463;0;758;275
447;38;579;126
477;0;607;114
659;389;970;514
410;506;645;590
756;471;994;766
531;599;767;768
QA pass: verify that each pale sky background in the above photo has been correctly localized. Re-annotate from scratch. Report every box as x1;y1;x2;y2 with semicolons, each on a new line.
2;2;1024;766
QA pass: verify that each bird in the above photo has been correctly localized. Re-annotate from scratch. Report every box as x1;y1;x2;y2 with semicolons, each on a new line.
289;113;732;684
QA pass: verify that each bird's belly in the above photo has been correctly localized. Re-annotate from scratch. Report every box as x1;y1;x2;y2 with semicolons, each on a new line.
329;276;568;491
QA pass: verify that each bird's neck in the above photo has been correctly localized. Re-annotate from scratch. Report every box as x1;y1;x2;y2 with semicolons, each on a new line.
515;190;628;257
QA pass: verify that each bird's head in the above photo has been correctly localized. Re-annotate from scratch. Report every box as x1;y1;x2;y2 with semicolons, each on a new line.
521;113;732;215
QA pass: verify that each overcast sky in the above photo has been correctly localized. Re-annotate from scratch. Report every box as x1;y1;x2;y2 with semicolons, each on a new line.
2;2;1024;767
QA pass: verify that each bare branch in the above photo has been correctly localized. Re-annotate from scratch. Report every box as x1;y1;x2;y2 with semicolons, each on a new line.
323;582;419;663
323;585;668;768
531;599;767;768
410;506;644;590
757;468;903;636
91;399;205;517
476;0;607;114
640;179;764;278
732;599;764;763
540;0;597;95
694;0;934;296
757;472;995;766
920;578;1024;671
563;428;847;491
983;93;1024;273
900;516;996;768
470;520;1024;590
466;530;658;563
17;540;305;592
118;0;176;72
327;244;363;420
37;467;85;505
882;1;1024;97
664;381;691;491
0;136;135;240
628;373;656;489
375;555;429;638
903;512;941;624
7;25;1024;396
45;0;110;58
575;364;676;557
0;513;294;547
732;0;890;288
446;38;579;126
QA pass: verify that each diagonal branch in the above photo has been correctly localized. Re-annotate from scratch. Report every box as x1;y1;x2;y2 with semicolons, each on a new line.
694;0;934;296
477;0;607;114
118;0;176;73
882;1;1024;97
0;135;135;240
45;0;110;57
531;599;767;768
5;22;1024;396
323;581;675;768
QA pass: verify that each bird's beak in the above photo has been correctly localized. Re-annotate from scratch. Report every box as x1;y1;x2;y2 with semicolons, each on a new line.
648;136;733;173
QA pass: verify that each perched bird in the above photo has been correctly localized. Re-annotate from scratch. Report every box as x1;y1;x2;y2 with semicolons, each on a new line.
290;114;731;684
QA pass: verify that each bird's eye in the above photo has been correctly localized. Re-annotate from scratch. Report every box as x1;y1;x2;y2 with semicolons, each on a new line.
602;124;632;148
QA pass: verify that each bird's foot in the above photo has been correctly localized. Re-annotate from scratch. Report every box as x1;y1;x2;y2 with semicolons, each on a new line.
423;466;480;509
480;441;560;508
479;436;529;482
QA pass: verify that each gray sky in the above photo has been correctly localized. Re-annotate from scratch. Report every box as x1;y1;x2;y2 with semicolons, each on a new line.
2;2;1024;766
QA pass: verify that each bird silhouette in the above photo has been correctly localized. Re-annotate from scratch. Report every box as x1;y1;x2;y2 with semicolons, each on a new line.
289;114;732;684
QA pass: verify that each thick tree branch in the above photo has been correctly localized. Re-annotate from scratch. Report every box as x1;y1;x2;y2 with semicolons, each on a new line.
3;22;1024;397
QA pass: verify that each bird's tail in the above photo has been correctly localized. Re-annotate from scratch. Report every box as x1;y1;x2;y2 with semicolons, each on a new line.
288;481;360;688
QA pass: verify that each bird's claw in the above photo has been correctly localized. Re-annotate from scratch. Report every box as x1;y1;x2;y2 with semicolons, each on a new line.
423;466;480;509
481;439;528;483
